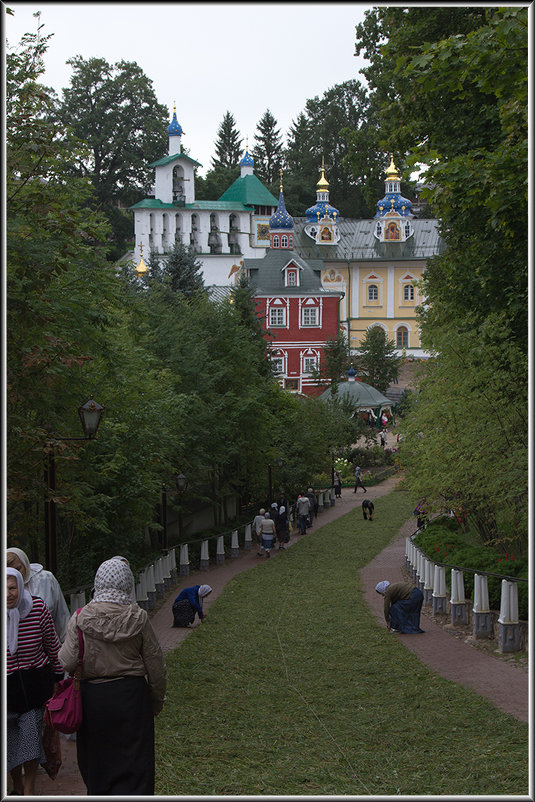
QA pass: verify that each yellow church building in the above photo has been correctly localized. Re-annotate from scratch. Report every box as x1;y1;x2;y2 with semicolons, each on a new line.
293;157;445;358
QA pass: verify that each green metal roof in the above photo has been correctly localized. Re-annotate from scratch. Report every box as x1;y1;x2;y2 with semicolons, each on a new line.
149;152;202;168
319;379;392;409
130;198;250;211
292;217;445;261
245;249;342;297
218;174;278;207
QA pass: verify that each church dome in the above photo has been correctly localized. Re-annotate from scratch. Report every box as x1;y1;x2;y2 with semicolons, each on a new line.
270;174;294;230
240;149;254;167
305;201;339;223
375;192;413;218
168;107;183;136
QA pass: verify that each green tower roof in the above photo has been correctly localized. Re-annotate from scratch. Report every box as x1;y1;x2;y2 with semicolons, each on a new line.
218;173;278;207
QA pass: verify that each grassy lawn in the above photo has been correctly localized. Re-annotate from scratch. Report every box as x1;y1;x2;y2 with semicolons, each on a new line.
156;488;528;796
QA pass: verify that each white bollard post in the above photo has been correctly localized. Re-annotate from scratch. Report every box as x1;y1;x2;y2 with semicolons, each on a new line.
179;544;190;576
450;569;467;626
473;573;492;638
162;553;172;590
154;558;165;597
330;488;335;507
231;529;239;558
70;591;86;613
405;538;411;568
216;535;225;565
498;580;520;653
244;523;252;550
200;540;210;570
432;564;447;614
145;565;157;610
168;547;178;583
416;551;425;591
317;491;324;513
423;559;434;605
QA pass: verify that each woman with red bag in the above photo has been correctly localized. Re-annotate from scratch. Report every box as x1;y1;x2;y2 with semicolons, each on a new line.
59;558;167;795
6;567;64;795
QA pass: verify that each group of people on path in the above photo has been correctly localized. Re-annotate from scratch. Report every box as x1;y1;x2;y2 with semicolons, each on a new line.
7;547;166;796
251;489;318;556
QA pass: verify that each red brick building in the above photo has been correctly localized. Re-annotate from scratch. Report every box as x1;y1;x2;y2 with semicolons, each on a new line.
243;179;343;396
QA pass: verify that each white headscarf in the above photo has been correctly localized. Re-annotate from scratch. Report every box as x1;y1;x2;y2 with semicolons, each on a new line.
375;580;391;595
91;558;134;605
7;567;34;655
198;585;212;600
6;547;31;583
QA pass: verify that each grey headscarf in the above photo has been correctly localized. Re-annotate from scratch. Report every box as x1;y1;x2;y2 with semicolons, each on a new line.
91;559;134;605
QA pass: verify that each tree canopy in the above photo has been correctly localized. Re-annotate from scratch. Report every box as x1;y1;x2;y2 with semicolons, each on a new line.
211;111;243;169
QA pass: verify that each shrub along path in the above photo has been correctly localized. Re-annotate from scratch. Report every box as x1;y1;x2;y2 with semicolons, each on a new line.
32;476;527;795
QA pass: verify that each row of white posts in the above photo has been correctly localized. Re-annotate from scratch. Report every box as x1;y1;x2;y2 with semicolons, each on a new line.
68;488;336;613
406;536;524;653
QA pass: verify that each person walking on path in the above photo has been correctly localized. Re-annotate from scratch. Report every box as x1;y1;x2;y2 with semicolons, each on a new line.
306;488;317;528
353;466;367;493
375;579;424;634
295;494;310;535
334;470;342;498
274;506;290;549
258;512;276;557
7;546;71;642
252;508;266;556
172;584;212;627
59;558;167;796
7;567;64;796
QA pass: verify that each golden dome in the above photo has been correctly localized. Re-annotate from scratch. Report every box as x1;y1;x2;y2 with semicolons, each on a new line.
316;156;329;190
385;154;400;180
135;242;148;275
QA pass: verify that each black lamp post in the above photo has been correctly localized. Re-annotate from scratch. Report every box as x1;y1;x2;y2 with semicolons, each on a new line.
268;459;284;506
45;396;104;575
175;473;187;546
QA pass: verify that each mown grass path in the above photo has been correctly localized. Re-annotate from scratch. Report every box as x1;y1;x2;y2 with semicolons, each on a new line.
156;487;528;796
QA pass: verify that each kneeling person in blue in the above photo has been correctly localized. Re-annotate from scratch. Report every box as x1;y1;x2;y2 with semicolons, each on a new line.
172;584;212;627
375;580;424;634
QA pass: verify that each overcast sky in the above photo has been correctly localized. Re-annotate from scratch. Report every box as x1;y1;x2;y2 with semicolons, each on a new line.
5;2;372;177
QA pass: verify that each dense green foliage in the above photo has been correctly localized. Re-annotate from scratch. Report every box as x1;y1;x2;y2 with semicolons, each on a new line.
352;7;528;549
54;55;168;258
6;28;368;591
210;110;243;169
353;326;401;392
157;492;528;795
414;518;528;621
253;108;283;186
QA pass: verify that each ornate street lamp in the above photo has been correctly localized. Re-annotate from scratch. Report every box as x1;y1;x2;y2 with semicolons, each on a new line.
45;396;105;574
78;395;105;440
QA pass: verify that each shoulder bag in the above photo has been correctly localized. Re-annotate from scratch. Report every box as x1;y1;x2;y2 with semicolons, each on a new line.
45;610;84;734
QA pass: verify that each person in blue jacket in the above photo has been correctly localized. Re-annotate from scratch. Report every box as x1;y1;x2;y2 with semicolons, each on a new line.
172;584;212;627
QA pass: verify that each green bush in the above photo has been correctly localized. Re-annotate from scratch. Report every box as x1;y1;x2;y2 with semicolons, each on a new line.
414;519;528;620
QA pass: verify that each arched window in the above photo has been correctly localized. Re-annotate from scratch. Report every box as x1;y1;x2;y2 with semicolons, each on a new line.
376;223;381;237
368;284;379;302
397;327;408;348
404;222;411;237
281;235;288;248
403;285;414;301
272;235;279;248
288;235;293;248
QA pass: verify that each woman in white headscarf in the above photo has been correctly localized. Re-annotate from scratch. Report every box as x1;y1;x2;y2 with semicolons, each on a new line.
6;546;71;642
172;583;213;627
7;567;63;795
59;558;167;796
375;580;425;633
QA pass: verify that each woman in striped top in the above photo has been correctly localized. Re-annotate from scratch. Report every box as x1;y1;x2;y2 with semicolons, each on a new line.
7;567;64;796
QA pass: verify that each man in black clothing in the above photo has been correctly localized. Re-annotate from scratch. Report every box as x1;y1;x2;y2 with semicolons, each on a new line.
362;498;374;520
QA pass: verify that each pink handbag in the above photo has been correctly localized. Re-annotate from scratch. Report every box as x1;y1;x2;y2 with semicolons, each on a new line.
45;610;84;734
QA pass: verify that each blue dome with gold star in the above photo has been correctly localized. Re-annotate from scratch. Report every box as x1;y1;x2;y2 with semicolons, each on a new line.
374;192;413;218
305;200;340;223
168;109;183;136
269;191;294;231
240;149;254;167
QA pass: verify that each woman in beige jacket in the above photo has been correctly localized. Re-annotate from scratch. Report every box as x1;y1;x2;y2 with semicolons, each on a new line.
59;558;166;795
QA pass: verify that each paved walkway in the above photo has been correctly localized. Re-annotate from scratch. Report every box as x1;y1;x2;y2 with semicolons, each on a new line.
32;475;528;796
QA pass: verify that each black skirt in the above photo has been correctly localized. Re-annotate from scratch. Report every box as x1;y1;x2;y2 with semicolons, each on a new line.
172;598;195;627
77;676;155;795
